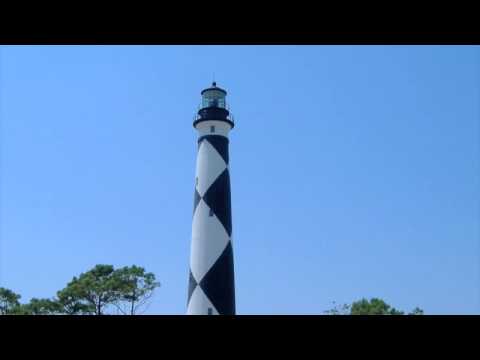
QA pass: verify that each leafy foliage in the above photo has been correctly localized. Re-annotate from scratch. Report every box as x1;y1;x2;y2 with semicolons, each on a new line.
112;265;161;315
56;282;96;315
54;264;161;315
325;298;424;315
408;307;424;315
0;287;21;315
323;301;351;315
23;298;64;315
57;264;124;315
350;298;404;315
2;264;161;315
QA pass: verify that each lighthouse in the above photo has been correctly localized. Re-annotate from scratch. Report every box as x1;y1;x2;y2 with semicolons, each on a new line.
187;82;236;315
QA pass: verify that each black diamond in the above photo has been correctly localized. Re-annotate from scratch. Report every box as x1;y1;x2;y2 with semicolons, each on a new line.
202;168;232;237
197;135;229;164
199;242;235;315
188;270;198;305
193;189;202;215
197;137;205;151
206;136;229;164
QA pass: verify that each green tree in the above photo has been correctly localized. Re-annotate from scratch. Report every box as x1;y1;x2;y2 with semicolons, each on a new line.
0;287;21;315
56;284;96;315
8;304;32;315
350;298;404;315
57;264;121;315
325;298;424;315
22;298;63;315
323;301;351;315
112;265;161;315
408;307;424;315
3;264;161;315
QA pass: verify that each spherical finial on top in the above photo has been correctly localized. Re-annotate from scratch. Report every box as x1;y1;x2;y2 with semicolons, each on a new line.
212;81;217;87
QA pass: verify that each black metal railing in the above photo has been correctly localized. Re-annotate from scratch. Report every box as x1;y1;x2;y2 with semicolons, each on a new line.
194;105;234;124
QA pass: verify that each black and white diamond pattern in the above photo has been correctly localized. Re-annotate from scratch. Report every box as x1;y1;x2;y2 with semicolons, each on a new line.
188;135;235;315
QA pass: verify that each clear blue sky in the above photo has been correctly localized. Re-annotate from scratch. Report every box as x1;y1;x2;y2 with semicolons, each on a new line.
1;45;479;314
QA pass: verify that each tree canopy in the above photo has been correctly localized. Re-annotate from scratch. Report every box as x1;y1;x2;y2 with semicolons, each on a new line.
1;264;161;315
57;264;121;315
112;265;161;315
325;298;424;315
0;287;21;315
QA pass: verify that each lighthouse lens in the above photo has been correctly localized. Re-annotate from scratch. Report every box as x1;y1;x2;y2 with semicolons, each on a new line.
202;89;226;108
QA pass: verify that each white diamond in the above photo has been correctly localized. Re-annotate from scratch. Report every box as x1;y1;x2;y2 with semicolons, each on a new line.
195;139;227;197
190;199;230;282
187;286;219;315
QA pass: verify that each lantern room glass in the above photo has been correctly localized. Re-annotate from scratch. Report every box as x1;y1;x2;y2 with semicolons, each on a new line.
202;89;226;109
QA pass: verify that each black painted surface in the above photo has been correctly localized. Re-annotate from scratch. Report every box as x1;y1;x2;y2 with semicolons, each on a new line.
193;189;201;215
202;168;232;237
198;106;229;119
199;135;229;164
193;107;234;129
199;242;236;315
188;270;197;304
201;86;227;96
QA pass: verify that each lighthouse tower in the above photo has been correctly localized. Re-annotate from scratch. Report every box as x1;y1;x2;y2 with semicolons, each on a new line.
187;82;236;315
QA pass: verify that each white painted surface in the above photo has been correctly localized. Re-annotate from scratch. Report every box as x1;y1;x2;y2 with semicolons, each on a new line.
195;120;232;138
190;199;230;282
195;139;228;196
187;286;219;315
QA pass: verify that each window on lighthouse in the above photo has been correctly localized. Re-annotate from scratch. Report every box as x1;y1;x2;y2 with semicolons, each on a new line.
209;208;214;217
210;126;215;133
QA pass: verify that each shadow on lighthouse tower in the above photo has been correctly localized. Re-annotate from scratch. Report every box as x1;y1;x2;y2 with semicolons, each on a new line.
187;82;236;315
